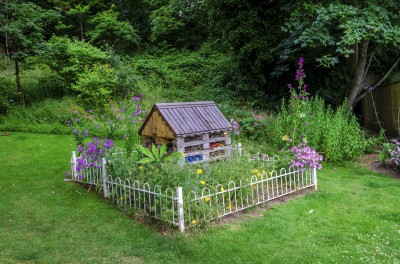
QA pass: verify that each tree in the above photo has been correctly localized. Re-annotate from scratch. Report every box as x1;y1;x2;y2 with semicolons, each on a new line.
205;0;295;103
0;0;60;105
283;0;400;110
34;36;110;89
65;3;90;41
87;8;140;51
148;0;208;49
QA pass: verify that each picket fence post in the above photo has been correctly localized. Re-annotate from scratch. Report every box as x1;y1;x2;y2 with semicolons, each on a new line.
238;142;242;157
312;167;318;190
101;158;109;198
71;151;77;179
176;187;185;232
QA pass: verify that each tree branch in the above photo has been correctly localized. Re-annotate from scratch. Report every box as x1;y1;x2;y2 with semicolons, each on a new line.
362;50;374;81
354;55;400;104
372;55;400;88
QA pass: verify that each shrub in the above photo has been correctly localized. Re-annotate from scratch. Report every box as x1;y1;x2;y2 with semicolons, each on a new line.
272;58;371;162
72;64;118;109
378;139;400;170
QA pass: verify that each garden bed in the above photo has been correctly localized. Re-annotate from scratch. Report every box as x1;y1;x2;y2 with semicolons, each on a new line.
68;148;318;232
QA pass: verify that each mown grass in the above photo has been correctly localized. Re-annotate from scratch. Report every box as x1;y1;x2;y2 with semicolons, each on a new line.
1;133;399;263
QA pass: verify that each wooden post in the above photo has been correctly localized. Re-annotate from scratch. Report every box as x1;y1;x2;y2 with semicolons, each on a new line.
101;158;109;198
176;187;185;232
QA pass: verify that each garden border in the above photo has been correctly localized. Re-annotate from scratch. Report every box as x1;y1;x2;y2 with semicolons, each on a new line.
68;150;317;232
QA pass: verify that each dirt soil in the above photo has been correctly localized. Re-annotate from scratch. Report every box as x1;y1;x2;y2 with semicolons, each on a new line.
357;153;400;179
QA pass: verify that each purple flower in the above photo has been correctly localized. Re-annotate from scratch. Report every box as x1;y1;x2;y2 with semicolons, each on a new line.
65;171;70;177
85;129;89;137
73;110;78;115
88;109;93;113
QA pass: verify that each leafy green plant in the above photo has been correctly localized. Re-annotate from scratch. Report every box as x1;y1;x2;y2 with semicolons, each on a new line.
272;58;374;162
137;144;182;164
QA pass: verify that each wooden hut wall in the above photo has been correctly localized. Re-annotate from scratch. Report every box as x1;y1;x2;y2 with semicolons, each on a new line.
140;109;175;144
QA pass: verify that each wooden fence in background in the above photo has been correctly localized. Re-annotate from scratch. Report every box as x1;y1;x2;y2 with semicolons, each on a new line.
361;81;400;136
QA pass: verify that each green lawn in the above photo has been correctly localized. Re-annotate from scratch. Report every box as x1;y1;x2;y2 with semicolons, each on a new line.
1;133;399;263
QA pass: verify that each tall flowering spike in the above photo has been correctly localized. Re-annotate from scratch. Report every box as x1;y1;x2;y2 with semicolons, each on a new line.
298;57;304;67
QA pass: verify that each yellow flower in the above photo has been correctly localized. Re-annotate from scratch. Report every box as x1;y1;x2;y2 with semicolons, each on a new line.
139;166;143;170
269;171;273;176
220;187;225;192
257;173;261;177
204;196;211;202
119;196;124;201
262;170;265;173
191;219;197;225
200;180;206;185
226;204;232;209
223;131;228;135
197;169;203;174
282;135;289;141
252;169;259;174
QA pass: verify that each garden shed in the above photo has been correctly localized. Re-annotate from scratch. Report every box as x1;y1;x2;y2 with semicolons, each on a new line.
139;101;233;164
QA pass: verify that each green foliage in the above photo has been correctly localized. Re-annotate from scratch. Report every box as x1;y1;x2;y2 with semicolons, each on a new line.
34;36;110;89
0;98;78;134
0;1;60;61
87;9;140;51
206;0;293;104
149;0;208;49
282;1;400;107
72;64;118;108
129;49;232;103
0;77;16;115
283;2;400;64
137;144;182;164
273;96;371;162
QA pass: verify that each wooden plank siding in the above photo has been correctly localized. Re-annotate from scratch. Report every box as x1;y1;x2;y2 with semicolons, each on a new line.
139;101;233;163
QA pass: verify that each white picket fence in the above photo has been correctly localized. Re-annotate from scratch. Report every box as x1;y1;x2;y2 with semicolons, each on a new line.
69;150;317;232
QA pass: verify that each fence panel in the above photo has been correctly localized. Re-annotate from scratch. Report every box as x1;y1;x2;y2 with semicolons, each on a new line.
69;151;317;231
185;167;316;227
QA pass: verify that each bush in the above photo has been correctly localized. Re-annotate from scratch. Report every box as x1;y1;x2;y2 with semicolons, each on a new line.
272;58;372;162
72;64;118;109
378;139;400;170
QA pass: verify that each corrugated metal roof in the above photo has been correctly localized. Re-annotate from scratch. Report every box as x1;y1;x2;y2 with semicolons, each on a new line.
141;101;232;136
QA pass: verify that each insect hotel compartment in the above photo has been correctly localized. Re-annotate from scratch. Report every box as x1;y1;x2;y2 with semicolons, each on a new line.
139;101;233;164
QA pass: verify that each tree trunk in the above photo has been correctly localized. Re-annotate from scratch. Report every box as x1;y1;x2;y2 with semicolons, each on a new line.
80;17;84;41
346;40;369;110
15;59;25;106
